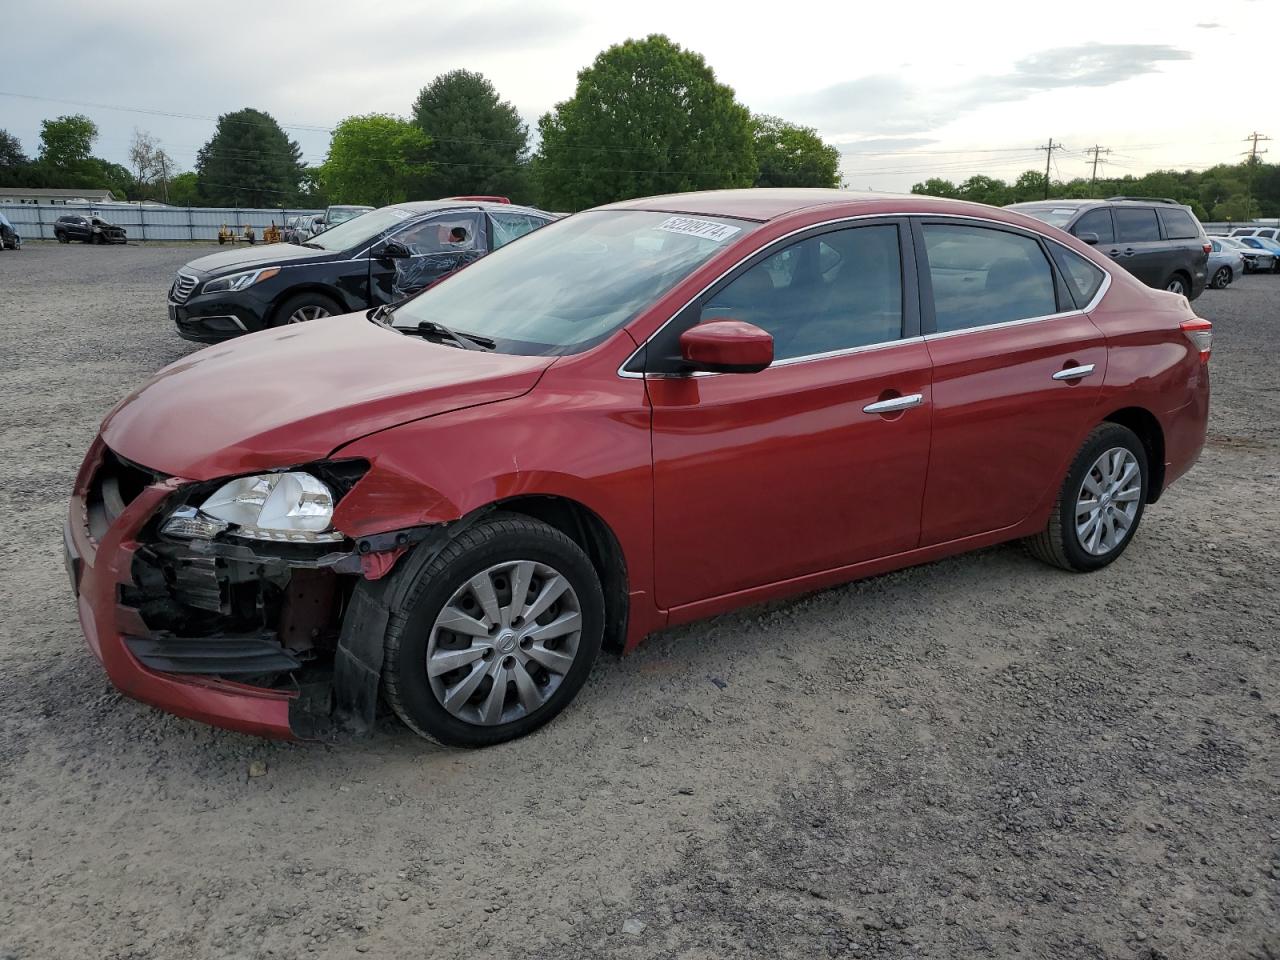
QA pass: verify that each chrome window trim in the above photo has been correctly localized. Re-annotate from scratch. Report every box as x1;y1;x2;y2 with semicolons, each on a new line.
617;211;1113;380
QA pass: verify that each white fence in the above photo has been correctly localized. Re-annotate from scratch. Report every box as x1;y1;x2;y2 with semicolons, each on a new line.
0;203;322;242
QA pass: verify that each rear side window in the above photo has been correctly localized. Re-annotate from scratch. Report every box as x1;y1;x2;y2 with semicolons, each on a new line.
490;212;546;249
1049;245;1107;307
921;224;1058;332
1158;208;1200;240
1071;208;1115;244
1115;208;1161;242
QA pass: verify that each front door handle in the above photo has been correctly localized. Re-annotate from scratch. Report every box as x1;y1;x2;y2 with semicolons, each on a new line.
1052;363;1096;381
863;393;924;415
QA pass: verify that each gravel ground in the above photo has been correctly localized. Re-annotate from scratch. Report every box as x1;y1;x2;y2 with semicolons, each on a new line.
0;241;1276;960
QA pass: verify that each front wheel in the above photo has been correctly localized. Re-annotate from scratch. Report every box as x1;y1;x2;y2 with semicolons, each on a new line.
1211;266;1231;289
1026;423;1148;572
272;292;341;326
382;514;605;747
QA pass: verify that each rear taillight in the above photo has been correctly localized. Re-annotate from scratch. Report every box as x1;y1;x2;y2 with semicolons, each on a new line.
1202;242;1213;254
1180;317;1212;362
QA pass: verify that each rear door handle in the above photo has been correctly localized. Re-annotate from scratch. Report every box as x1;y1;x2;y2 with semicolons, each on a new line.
1052;363;1096;381
863;393;924;415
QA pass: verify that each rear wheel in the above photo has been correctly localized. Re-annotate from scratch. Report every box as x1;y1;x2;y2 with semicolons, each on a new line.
1163;273;1188;295
1026;423;1148;572
272;291;341;327
382;514;605;747
1211;266;1231;289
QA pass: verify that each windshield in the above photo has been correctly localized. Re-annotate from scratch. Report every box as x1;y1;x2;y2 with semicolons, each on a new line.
328;206;370;226
1012;206;1079;228
391;210;757;355
306;207;413;251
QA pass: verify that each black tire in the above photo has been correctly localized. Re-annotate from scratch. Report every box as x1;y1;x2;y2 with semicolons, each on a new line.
1211;266;1231;289
382;513;605;747
1163;272;1189;296
55;230;68;244
90;231;101;245
271;291;342;327
1026;423;1149;573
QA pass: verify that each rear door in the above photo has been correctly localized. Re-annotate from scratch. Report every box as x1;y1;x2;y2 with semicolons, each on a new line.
1157;206;1209;288
1112;206;1166;286
915;218;1107;545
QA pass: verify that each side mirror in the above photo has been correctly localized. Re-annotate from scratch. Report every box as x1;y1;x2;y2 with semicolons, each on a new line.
1075;231;1100;245
679;319;773;374
380;239;412;259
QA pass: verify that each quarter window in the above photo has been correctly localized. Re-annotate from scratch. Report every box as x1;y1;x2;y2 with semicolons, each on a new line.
1049;245;1107;307
921;224;1058;332
1158;208;1199;240
1071;208;1115;244
1114;207;1161;242
698;224;903;362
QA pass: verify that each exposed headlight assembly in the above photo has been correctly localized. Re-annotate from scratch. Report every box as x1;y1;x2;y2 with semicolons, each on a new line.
162;471;344;543
200;266;281;295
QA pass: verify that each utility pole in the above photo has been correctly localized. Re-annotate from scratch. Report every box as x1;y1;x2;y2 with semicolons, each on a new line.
1085;144;1111;188
158;152;170;204
1242;132;1271;221
1038;138;1062;199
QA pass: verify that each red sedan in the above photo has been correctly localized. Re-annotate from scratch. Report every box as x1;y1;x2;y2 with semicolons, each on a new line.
66;189;1211;746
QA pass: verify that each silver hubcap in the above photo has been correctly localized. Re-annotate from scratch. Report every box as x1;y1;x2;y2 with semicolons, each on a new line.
1166;278;1185;294
1075;447;1141;556
288;305;330;323
426;560;582;726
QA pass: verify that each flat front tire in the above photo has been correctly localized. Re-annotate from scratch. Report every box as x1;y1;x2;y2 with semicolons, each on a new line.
382;513;605;747
1026;423;1148;572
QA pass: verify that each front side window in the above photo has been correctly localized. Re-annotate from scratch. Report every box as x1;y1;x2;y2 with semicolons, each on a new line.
1114;207;1161;242
390;210;757;355
1158;208;1199;240
394;213;482;253
1071;208;1115;244
490;212;547;249
697;224;903;362
922;224;1058;332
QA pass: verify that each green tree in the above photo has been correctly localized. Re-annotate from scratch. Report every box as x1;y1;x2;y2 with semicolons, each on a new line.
412;69;530;201
751;115;841;188
321;114;431;207
196;108;304;207
166;171;200;206
956;175;1010;206
536;34;757;210
0;129;28;177
38;114;98;169
1010;169;1048;202
911;177;959;198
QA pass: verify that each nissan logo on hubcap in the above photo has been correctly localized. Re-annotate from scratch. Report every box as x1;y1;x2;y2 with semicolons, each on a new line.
496;630;517;654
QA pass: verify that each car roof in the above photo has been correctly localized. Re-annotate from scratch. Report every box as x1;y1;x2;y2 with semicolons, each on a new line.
392;199;549;218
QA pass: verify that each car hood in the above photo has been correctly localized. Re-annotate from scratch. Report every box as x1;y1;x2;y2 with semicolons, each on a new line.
101;315;555;481
183;242;343;276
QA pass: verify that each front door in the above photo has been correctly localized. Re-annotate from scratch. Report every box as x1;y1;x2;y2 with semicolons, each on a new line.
646;220;934;609
369;212;486;306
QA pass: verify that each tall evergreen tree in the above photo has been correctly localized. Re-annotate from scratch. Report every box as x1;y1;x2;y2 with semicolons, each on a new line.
195;108;304;207
411;70;529;201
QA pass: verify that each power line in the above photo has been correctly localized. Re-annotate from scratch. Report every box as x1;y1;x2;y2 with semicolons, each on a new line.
1084;144;1112;185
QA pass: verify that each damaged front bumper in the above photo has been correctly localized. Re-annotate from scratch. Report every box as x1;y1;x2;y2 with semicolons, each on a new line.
65;439;424;739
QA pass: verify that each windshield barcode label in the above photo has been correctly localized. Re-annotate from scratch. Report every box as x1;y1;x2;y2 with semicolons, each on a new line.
656;216;741;243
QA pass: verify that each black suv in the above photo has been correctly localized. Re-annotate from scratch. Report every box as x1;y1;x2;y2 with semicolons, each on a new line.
1005;197;1209;300
53;214;128;244
169;199;553;343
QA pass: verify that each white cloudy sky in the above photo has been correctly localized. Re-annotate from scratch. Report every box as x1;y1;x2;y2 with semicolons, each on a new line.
3;0;1275;192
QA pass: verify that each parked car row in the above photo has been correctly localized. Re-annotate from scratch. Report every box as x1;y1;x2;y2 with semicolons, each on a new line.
69;187;1212;748
168;198;553;342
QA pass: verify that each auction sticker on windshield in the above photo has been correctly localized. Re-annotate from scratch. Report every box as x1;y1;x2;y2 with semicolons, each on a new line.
657;216;741;243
